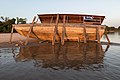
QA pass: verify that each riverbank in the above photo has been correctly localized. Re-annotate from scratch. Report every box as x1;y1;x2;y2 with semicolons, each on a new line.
0;33;38;48
0;32;120;80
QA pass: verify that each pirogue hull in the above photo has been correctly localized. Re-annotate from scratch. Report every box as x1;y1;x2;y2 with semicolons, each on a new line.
14;24;105;41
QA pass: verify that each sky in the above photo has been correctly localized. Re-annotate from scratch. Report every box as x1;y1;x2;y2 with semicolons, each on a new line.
0;0;120;27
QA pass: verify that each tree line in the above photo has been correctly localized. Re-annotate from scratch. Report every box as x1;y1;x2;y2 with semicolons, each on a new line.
0;16;27;33
105;26;120;32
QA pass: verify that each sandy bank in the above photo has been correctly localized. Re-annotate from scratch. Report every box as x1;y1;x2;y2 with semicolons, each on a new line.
0;33;38;48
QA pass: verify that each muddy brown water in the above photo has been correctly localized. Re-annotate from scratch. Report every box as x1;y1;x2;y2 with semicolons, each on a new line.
0;32;120;80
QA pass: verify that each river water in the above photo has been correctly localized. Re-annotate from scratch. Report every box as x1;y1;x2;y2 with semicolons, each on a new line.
0;32;120;80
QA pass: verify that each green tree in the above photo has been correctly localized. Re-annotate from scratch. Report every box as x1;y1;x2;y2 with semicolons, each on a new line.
16;17;27;24
0;16;27;33
0;16;9;21
105;26;117;32
0;17;16;33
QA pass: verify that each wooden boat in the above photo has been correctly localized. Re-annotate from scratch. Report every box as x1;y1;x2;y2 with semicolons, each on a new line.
12;14;106;44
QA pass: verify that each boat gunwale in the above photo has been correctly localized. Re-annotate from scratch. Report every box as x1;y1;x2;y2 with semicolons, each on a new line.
13;23;106;29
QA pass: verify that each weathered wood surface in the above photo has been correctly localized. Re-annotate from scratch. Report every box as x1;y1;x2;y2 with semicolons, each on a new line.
9;26;14;43
61;15;66;45
25;16;36;45
10;14;107;45
38;14;105;25
96;27;100;43
52;14;59;45
83;25;87;43
104;32;110;43
14;23;105;42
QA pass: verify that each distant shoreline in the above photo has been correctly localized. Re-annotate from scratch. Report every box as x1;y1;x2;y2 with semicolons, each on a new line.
106;30;120;33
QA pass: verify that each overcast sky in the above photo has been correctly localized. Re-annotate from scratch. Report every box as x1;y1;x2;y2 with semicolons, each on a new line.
0;0;120;27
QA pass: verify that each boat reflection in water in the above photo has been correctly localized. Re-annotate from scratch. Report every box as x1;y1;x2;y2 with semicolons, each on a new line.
15;42;109;71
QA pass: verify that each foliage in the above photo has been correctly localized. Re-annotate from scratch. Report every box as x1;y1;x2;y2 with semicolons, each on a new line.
105;26;117;31
118;26;120;30
0;16;27;33
16;17;27;24
0;16;9;21
0;18;15;33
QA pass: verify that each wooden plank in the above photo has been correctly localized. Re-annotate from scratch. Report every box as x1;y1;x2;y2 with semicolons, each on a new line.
40;23;105;29
31;31;41;41
31;17;41;41
50;16;53;23
35;18;39;23
52;14;59;45
38;14;105;25
61;15;66;45
83;25;87;43
96;27;100;43
9;26;14;43
66;16;69;23
67;24;105;28
78;37;80;43
105;32;110;43
25;16;36;45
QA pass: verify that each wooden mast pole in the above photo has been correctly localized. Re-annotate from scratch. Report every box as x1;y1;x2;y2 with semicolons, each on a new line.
25;16;36;45
50;16;53;23
96;27;100;43
61;15;66;45
52;14;59;45
83;25;87;43
78;16;81;43
82;16;87;43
